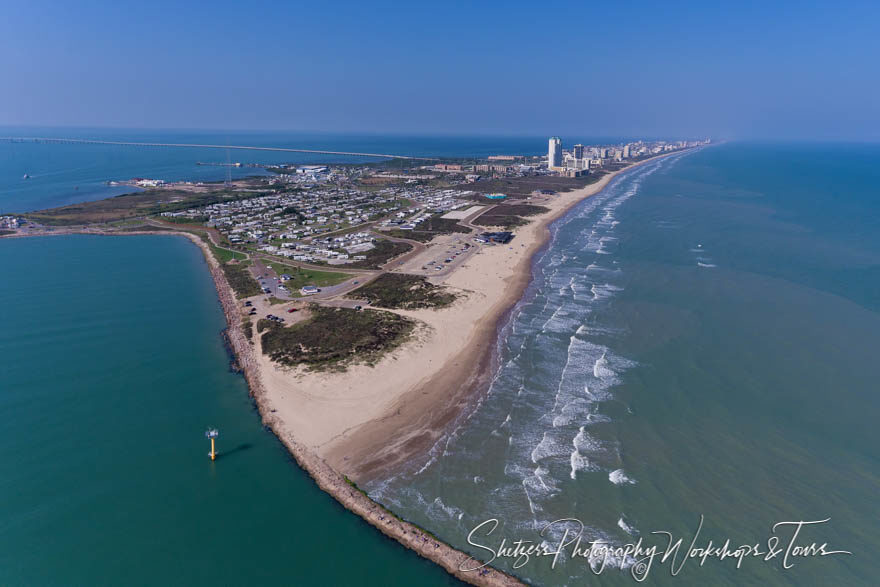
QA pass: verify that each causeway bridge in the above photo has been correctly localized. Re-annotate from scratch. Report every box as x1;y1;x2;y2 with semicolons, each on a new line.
0;136;437;160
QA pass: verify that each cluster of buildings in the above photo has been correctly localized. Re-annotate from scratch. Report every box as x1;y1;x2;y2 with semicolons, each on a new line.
375;187;477;230
0;215;21;230
163;186;402;259
268;165;330;180
164;179;477;264
150;136;711;267
423;136;710;183
107;178;168;188
430;162;537;181
266;230;377;264
547;137;710;175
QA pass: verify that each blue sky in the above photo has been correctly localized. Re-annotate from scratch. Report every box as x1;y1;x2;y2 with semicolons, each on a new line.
1;0;878;139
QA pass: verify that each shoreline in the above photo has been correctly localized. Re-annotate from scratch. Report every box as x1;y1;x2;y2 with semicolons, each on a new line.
187;231;524;586
319;151;689;483
0;227;523;586
0;149;689;586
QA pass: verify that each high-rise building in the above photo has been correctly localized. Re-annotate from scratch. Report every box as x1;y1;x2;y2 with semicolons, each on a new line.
548;137;562;168
623;145;631;159
573;144;585;160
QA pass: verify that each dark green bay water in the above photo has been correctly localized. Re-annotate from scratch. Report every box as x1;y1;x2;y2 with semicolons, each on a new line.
0;235;457;586
372;143;880;585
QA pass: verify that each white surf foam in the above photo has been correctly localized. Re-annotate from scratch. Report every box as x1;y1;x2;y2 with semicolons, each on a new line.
428;496;464;521
569;449;590;479
617;515;639;536
590;282;623;301
609;469;637;485
593;352;616;378
530;431;569;463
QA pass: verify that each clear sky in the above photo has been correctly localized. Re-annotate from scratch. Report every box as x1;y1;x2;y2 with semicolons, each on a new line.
2;0;878;139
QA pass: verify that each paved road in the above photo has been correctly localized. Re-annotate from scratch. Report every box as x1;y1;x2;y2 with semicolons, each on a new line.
250;256;376;301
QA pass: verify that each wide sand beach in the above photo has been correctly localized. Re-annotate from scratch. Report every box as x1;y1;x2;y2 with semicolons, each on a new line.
255;153;686;484
0;150;688;586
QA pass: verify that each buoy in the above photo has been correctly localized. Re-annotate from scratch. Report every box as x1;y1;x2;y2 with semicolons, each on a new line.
205;428;219;460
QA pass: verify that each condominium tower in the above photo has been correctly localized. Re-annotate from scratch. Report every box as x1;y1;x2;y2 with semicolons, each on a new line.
548;137;562;168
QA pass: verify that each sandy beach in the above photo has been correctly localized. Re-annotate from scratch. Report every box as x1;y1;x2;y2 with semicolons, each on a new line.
256;154;681;484
0;151;682;587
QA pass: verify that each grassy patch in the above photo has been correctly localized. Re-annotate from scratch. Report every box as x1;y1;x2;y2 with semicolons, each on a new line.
418;215;470;233
209;242;246;263
464;173;607;200
265;262;352;292
344;239;413;269
386;213;470;243
473;204;550;229
22;187;270;225
115;224;177;232
162;214;209;224
385;230;435;243
259;305;414;370
194;233;247;263
350;273;456;309
0;229;17;236
221;262;262;298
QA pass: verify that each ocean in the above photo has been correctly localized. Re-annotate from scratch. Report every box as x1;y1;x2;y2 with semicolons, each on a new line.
0;128;613;585
0;234;457;585
369;143;880;585
1;134;877;586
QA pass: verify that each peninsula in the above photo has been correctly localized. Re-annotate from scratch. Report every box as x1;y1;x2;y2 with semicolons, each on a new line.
1;138;706;585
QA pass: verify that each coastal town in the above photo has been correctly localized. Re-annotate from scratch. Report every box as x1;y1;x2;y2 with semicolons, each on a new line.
134;138;707;269
1;136;708;586
6;1;872;585
3;138;709;301
1;135;709;428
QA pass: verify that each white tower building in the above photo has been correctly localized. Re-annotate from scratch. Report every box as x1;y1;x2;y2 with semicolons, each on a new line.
548;137;562;169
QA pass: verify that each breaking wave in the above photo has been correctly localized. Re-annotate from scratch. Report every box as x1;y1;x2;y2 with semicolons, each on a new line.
365;153;691;584
609;469;637;485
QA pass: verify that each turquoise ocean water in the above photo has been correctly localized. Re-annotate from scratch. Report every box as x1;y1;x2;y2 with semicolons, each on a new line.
370;143;880;585
0;235;457;585
1;136;878;585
